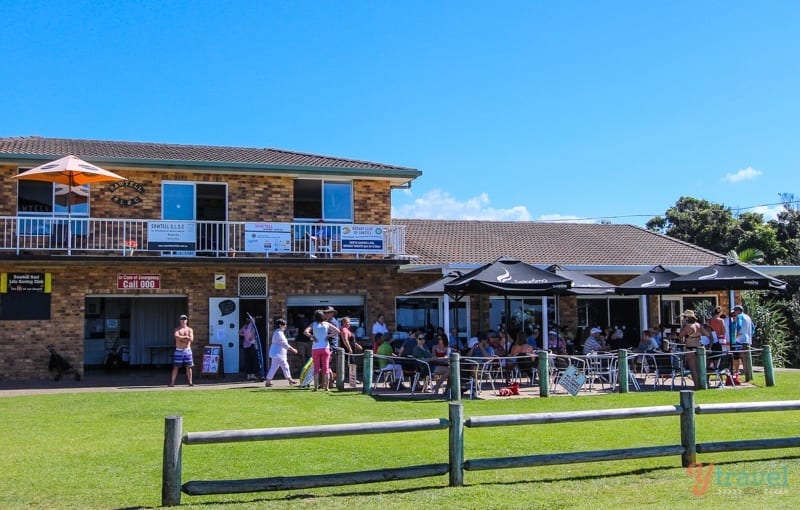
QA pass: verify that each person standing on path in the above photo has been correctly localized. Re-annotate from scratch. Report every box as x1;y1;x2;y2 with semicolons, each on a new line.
239;319;260;381
265;318;298;387
170;314;194;387
304;309;340;391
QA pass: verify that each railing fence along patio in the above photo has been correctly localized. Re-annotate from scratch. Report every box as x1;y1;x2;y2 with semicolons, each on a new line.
0;216;407;258
357;347;775;401
162;391;800;506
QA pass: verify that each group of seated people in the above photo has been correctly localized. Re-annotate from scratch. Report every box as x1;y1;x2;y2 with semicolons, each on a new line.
375;313;747;393
372;329;451;393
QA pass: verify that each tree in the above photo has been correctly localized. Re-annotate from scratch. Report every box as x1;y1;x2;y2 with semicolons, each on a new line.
769;193;800;265
734;212;785;264
741;291;794;367
646;197;739;254
726;248;764;264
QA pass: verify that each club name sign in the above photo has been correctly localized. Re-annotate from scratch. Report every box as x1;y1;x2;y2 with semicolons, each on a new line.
117;273;161;290
108;180;146;207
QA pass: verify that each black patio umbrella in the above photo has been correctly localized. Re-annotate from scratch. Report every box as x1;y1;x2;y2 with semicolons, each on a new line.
445;257;572;352
445;257;572;296
545;264;616;295
616;265;680;295
669;259;787;293
405;271;465;343
405;271;463;297
615;265;682;335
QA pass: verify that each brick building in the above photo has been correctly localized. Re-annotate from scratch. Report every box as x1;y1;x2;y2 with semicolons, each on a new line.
0;136;790;381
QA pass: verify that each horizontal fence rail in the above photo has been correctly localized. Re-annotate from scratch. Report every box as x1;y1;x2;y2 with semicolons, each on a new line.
464;405;682;427
695;401;800;414
162;392;800;506
183;418;449;445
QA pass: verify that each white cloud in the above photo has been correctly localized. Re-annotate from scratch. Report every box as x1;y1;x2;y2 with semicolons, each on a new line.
722;166;762;184
749;204;783;221
392;189;532;221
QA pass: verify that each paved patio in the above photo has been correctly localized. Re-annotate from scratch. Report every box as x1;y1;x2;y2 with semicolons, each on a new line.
0;366;757;398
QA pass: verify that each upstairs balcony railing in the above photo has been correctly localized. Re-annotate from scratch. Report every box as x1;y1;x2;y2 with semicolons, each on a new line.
0;217;408;260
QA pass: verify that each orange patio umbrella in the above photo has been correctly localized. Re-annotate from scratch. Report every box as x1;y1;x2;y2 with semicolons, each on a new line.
11;154;126;253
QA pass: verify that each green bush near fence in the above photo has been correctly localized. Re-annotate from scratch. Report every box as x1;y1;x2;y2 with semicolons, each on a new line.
1;371;799;510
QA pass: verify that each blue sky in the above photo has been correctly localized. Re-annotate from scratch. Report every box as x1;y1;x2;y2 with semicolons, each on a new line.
2;1;798;225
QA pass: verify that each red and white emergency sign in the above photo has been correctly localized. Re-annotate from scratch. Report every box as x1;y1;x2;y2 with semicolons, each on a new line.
117;273;161;290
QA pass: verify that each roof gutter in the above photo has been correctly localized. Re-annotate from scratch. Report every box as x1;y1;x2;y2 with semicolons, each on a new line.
2;153;422;183
399;263;800;277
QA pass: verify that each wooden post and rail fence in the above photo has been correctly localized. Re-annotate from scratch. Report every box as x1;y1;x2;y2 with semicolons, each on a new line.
162;390;800;505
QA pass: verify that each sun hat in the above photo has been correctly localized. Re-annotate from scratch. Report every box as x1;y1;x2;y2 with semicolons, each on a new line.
681;310;697;319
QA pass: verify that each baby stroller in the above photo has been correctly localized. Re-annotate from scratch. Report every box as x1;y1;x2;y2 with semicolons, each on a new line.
47;345;82;381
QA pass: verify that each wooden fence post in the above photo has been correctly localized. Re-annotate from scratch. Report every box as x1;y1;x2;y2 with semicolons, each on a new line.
363;350;373;395
696;346;707;390
449;352;461;402
336;347;345;390
538;352;549;397
745;347;754;382
618;349;629;393
679;391;696;467
162;415;183;507
449;401;464;486
763;345;775;387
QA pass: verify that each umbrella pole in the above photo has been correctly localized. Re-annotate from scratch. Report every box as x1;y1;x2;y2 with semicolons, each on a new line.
504;296;511;353
443;293;451;340
66;175;73;255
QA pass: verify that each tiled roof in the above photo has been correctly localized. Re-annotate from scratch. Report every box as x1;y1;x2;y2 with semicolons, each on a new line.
0;136;419;173
394;219;724;267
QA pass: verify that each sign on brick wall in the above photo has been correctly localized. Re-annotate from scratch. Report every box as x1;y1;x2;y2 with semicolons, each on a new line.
117;274;161;290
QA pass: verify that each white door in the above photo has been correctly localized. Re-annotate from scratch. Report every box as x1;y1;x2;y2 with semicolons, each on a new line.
209;297;240;373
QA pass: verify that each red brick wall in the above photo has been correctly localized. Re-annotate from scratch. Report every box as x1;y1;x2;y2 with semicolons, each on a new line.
1;165;390;224
0;261;410;380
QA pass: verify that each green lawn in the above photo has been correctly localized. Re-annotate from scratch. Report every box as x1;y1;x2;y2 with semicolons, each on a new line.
2;372;799;509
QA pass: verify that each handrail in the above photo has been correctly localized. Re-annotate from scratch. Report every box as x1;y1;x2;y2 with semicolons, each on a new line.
0;216;407;259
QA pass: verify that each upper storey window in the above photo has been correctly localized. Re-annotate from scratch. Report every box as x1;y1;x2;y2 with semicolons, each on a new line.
16;170;89;217
293;179;352;222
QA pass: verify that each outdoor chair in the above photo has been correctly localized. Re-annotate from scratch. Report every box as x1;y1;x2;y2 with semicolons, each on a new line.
306;231;332;258
458;358;481;399
397;357;432;394
585;352;617;391
474;357;504;393
707;351;734;389
509;354;536;386
621;352;642;391
648;352;687;390
372;354;399;390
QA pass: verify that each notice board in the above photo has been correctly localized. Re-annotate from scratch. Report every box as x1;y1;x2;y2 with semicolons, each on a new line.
201;344;223;377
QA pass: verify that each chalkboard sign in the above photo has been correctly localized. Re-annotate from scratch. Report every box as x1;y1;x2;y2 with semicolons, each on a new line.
201;344;223;377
